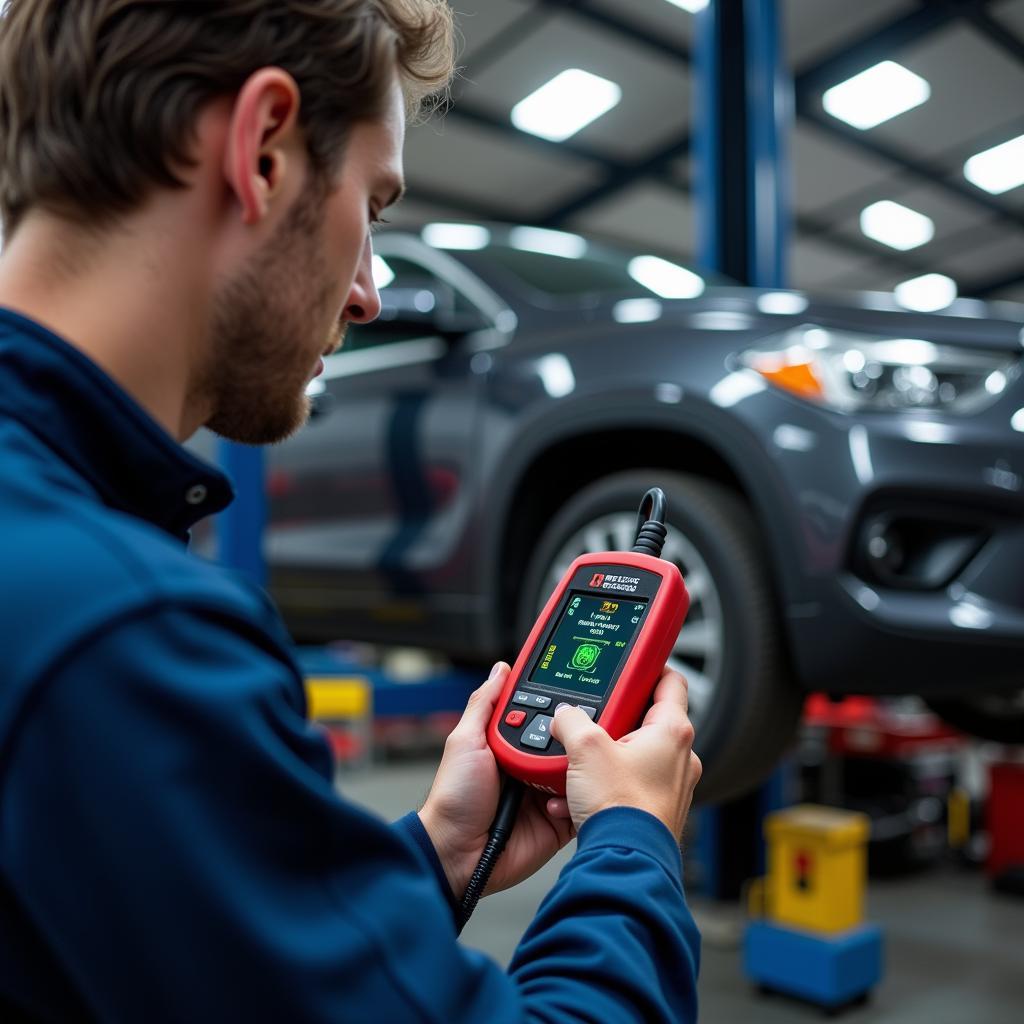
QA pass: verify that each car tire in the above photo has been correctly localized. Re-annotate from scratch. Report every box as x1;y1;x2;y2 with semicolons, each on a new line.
515;469;804;804
926;693;1024;744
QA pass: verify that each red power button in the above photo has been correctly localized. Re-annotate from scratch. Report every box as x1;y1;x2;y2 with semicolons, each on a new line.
504;710;527;727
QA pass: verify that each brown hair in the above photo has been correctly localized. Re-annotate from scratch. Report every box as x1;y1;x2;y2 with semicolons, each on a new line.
0;0;454;235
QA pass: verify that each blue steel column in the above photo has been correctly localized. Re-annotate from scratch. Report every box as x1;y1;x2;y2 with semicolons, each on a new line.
691;0;793;899
745;0;792;288
215;440;267;586
694;0;791;287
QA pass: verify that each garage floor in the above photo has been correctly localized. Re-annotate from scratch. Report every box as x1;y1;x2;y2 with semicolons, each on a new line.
343;762;1024;1023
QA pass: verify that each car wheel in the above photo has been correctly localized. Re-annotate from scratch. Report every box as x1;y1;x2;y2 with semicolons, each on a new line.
516;469;804;804
926;692;1024;744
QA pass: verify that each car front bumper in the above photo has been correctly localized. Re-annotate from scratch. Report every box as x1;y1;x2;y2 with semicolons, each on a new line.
731;384;1024;697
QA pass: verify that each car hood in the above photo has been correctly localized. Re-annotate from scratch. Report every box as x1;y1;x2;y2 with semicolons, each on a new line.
566;287;1024;353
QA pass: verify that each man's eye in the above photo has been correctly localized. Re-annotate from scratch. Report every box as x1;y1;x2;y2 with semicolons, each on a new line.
369;216;391;235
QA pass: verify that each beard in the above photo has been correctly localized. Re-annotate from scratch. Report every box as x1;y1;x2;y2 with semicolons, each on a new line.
201;182;342;446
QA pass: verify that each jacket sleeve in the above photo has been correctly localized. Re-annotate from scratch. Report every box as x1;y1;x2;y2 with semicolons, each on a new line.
1;603;699;1024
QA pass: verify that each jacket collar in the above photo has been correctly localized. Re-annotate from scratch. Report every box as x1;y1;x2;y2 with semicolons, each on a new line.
0;307;233;540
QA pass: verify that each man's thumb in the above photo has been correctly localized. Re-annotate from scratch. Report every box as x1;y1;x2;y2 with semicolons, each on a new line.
551;704;604;754
456;661;508;735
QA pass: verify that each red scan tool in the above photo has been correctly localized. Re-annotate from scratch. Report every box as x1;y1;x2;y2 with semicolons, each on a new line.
487;549;689;795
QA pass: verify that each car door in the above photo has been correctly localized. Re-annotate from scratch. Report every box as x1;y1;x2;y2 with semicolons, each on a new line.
266;233;514;646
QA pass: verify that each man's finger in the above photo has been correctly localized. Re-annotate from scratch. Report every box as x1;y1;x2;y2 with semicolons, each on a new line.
650;667;688;717
550;704;605;754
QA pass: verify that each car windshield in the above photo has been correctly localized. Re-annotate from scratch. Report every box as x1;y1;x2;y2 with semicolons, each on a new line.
482;245;660;297
440;228;733;304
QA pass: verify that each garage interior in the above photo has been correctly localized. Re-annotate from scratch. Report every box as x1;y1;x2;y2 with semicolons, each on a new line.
215;0;1024;1020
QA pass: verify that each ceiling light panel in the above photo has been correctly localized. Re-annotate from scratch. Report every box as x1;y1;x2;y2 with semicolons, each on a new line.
860;201;934;251
469;14;692;161
663;0;709;12
894;273;957;312
822;61;930;130
964;134;1024;195
511;69;622;143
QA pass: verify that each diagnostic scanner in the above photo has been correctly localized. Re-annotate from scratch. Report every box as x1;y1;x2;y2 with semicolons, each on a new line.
486;489;689;795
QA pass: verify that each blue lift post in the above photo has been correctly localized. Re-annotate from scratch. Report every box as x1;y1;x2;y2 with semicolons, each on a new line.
214;440;267;586
692;0;795;898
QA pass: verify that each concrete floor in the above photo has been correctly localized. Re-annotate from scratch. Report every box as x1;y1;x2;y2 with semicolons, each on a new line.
342;761;1024;1023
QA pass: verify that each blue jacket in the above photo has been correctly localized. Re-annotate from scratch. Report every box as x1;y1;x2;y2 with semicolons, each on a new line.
0;308;700;1023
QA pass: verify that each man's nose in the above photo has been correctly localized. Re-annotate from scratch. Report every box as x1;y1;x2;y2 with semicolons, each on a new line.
343;243;382;323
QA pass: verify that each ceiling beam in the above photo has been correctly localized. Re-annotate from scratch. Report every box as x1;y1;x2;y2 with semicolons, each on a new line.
435;0;1023;287
796;110;1024;235
404;181;523;223
793;2;964;94
540;132;691;226
963;266;1024;299
536;0;691;66
957;3;1024;66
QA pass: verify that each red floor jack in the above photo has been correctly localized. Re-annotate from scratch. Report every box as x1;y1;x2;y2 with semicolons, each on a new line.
988;761;1024;896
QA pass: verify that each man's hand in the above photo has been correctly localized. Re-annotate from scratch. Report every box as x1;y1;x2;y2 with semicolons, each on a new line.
418;664;576;903
550;668;702;837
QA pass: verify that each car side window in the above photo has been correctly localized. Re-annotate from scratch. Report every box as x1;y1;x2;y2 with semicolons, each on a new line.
343;255;479;352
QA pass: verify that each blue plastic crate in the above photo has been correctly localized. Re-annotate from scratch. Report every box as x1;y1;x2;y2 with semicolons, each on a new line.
744;920;883;1009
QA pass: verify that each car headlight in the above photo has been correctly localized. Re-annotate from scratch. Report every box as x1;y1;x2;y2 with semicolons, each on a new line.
742;326;1021;414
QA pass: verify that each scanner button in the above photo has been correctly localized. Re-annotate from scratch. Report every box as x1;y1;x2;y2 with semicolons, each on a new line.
528;694;552;708
512;691;531;704
504;710;527;727
521;715;554;750
555;702;597;720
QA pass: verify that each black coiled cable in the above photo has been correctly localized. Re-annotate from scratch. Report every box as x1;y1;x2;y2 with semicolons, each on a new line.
632;487;668;558
458;778;524;930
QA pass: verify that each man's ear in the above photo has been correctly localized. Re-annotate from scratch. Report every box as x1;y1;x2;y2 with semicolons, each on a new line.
223;68;302;226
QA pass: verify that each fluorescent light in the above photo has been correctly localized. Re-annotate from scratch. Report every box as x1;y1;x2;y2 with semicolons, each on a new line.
511;69;621;142
964;133;1024;195
372;255;395;289
664;0;709;11
894;273;957;312
860;200;934;251
421;223;490;250
756;292;809;315
508;226;587;259
823;61;930;130
614;298;663;323
628;256;705;299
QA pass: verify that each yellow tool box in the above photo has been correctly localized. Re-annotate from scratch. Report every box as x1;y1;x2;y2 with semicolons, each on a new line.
763;804;870;934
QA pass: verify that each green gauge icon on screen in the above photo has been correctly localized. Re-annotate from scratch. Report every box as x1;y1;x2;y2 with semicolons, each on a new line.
570;643;601;671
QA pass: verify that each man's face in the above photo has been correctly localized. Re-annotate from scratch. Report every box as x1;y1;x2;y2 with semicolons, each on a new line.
204;80;406;445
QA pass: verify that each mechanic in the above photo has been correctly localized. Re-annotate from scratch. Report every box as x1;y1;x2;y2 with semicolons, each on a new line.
0;2;702;1022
